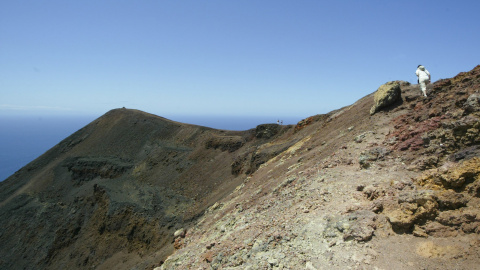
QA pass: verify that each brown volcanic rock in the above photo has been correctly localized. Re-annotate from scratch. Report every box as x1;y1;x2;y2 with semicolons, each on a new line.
2;66;480;270
370;81;402;115
0;108;294;269
158;66;480;270
389;65;480;156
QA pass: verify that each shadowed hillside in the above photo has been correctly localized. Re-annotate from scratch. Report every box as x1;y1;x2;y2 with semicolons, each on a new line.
0;109;296;269
1;65;480;270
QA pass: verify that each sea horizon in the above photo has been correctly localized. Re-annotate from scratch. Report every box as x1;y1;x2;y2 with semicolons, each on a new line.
0;114;304;181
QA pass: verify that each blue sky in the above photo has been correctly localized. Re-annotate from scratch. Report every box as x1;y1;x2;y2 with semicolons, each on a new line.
1;0;479;120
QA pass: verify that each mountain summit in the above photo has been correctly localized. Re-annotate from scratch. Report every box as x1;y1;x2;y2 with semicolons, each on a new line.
1;65;480;269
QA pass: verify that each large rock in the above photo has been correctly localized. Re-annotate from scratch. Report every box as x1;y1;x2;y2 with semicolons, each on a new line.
417;157;480;190
464;93;480;112
323;210;378;242
358;147;390;169
370;81;401;115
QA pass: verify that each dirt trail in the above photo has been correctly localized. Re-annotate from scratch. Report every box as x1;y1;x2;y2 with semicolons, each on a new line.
158;66;480;270
1;66;479;270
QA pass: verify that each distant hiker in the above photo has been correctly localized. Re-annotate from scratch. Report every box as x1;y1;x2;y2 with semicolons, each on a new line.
416;65;431;97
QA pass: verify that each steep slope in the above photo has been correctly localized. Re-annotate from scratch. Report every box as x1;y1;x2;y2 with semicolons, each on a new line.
0;108;295;269
1;65;479;270
157;65;480;270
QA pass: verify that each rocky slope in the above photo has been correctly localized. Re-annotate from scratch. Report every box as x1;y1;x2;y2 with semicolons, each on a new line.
1;65;479;269
157;65;480;270
0;109;295;269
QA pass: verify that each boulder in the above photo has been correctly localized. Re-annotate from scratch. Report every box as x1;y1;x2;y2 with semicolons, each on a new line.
359;147;390;168
323;211;378;242
342;210;378;242
434;190;468;210
370;81;401;115
464;93;480;112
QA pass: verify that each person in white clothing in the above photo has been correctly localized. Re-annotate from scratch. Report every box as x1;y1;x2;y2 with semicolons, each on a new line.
416;65;431;97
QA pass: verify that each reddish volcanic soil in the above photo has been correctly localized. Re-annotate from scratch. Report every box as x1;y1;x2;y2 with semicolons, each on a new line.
1;65;479;270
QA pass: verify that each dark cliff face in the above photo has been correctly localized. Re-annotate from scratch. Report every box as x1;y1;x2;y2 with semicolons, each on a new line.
0;108;294;269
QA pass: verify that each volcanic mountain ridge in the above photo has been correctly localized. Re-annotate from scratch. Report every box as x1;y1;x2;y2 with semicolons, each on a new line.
1;65;480;269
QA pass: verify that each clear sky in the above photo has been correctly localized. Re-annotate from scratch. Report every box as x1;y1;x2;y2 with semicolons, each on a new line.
1;0;479;120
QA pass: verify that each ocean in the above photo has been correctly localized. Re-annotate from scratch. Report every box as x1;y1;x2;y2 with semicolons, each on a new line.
0;114;303;181
0;115;96;182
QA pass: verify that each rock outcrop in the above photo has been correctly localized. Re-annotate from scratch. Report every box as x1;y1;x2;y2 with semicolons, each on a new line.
0;109;295;270
370;81;402;115
1;65;480;270
464;92;480;112
157;65;480;270
363;157;480;237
